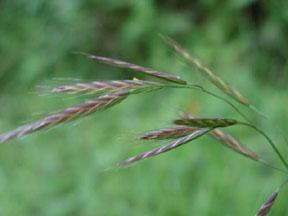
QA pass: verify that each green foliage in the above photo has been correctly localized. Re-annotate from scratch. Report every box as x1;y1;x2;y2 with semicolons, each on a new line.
0;0;288;215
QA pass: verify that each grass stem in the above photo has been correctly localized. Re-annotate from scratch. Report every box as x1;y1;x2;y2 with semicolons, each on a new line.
240;122;288;171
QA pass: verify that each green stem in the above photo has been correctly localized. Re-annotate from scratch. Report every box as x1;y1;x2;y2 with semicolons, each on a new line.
247;100;288;149
239;122;288;171
258;159;288;175
279;178;288;190
166;83;251;123
249;104;267;119
250;104;288;148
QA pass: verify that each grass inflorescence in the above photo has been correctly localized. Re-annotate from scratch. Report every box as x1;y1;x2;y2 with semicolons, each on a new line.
0;35;286;214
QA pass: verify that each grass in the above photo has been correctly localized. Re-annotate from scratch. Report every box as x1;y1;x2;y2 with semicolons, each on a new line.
0;37;287;215
1;1;288;215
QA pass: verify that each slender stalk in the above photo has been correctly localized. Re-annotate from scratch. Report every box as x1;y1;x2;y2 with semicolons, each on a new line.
279;178;288;190
249;104;267;119
164;83;252;123
250;103;288;148
239;122;288;171
258;160;288;175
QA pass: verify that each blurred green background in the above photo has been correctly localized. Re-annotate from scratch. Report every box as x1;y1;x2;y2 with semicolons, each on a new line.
0;0;288;215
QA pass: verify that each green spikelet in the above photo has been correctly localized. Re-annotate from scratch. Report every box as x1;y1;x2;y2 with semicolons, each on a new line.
161;35;250;106
174;117;238;128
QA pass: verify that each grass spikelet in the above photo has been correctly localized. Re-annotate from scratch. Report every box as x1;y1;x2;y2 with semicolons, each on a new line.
174;117;237;128
119;128;210;166
52;80;164;95
161;35;250;105
0;91;128;144
256;191;278;216
76;52;187;85
139;126;197;140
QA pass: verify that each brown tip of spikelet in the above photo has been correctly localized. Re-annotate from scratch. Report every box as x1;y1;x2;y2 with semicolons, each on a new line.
256;191;278;216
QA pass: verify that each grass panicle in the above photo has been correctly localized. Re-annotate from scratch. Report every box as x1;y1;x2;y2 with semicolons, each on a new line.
161;35;250;106
1;38;287;214
256;191;278;216
52;80;165;95
119;128;210;166
76;52;187;85
0;91;128;144
139;126;197;140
